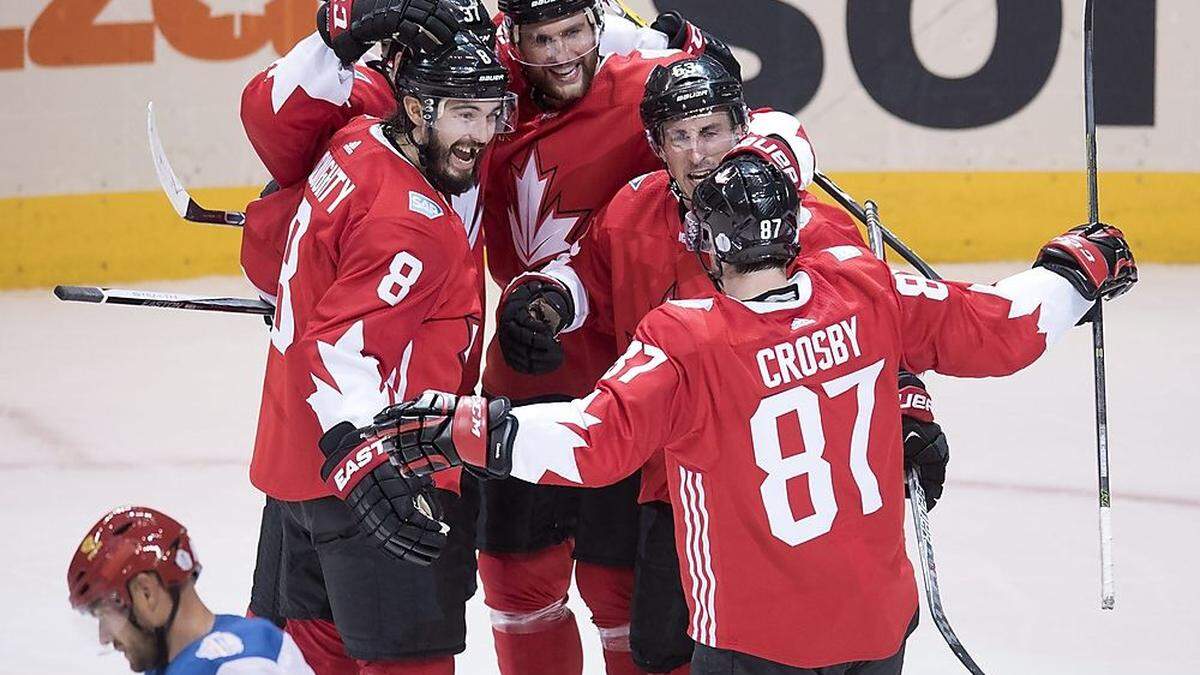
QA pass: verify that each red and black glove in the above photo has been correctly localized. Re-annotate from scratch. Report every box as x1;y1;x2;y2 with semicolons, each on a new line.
650;11;742;82
367;390;518;480
726;133;803;196
318;421;448;565
498;277;574;375
899;371;949;511
1035;223;1137;302
317;0;463;65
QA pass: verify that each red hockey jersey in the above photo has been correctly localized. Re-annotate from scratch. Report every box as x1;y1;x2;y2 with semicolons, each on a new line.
478;44;708;401
251;117;482;500
530;113;863;501
505;248;1093;667
238;32;486;304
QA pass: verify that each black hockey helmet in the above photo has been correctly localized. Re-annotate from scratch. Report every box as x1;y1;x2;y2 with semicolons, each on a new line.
498;0;601;26
393;31;509;101
641;56;748;153
686;154;800;276
391;30;516;130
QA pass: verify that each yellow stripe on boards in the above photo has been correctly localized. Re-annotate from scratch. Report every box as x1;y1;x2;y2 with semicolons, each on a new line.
821;172;1200;264
0;187;258;289
1;172;1197;290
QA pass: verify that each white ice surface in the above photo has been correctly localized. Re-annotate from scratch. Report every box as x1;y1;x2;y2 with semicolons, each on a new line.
1;264;1197;673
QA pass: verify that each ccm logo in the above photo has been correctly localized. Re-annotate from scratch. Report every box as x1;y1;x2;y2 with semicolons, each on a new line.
333;439;387;491
900;392;932;413
470;398;485;438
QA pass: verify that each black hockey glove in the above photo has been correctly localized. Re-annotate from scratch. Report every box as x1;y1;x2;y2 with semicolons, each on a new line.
317;0;462;66
1034;223;1137;303
318;421;449;565
499;278;575;375
650;11;742;82
898;371;949;511
366;390;518;480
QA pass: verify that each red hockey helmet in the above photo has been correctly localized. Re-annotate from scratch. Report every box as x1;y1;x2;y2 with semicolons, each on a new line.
67;506;200;610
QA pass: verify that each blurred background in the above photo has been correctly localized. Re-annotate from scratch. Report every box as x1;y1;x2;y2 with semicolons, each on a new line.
0;0;1195;290
1;1;1197;672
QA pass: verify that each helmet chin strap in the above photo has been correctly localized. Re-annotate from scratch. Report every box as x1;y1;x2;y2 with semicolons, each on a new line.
697;249;724;292
129;585;183;670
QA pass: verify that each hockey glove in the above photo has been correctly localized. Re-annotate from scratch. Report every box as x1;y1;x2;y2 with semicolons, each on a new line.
1035;223;1137;303
650;12;742;82
727;133;804;195
317;0;462;66
498;278;575;375
899;371;949;511
367;390;518;479
318;421;449;565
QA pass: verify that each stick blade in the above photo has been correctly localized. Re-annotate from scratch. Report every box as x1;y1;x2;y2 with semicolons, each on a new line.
147;102;192;218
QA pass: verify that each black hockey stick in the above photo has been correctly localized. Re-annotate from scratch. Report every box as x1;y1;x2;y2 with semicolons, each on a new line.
813;172;939;280
864;201;985;674
54;285;273;315
1082;0;1115;610
148;102;246;227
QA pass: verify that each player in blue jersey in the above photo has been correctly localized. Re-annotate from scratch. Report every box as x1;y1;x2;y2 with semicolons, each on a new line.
68;506;314;674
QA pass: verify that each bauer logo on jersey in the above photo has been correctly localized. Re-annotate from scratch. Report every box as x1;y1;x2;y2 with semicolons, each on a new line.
409;192;445;220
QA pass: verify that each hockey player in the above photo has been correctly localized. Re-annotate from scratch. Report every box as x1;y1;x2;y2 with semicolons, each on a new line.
246;32;515;675
371;153;1137;673
476;5;748;673
68;506;314;674
496;55;949;673
237;4;726;671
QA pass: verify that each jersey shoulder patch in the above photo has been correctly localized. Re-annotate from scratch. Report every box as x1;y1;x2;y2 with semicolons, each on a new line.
666;298;714;311
408;191;445;220
824;245;864;261
196;632;245;661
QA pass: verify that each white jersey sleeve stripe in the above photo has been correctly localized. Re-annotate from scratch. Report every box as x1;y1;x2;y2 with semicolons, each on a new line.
680;466;718;647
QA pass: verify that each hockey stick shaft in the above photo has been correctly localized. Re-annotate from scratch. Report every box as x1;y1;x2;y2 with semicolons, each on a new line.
1083;0;1115;610
54;285;273;315
813;172;941;280
907;473;985;674
864;201;985;673
147;102;246;227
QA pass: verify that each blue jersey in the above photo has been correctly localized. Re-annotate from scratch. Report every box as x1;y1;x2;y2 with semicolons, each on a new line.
154;615;314;675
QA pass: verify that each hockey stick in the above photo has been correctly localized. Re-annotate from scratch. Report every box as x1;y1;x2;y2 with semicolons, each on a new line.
606;0;649;27
1082;0;1115;611
54;285;273;315
147;102;246;227
864;201;985;674
813;172;940;280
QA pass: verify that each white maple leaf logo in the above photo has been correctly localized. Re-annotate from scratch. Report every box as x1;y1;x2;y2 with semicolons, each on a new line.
507;148;588;269
521;391;602;483
306;321;398;432
198;0;272;38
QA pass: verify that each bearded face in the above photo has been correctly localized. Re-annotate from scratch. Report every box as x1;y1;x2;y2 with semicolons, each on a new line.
515;12;601;109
